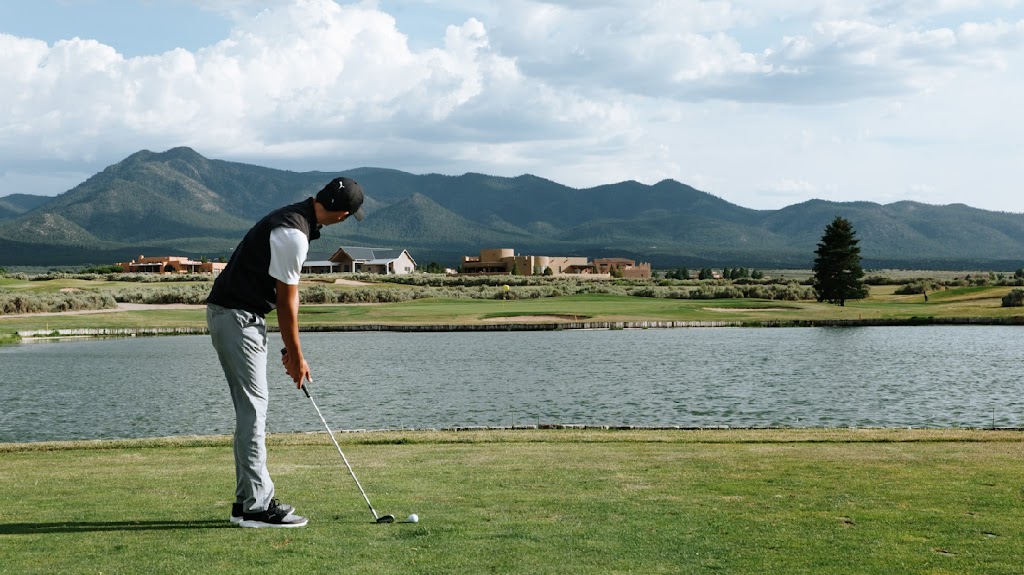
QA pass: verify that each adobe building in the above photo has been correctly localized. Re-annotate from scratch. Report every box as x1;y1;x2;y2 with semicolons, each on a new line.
593;257;652;279
116;255;226;274
461;248;591;276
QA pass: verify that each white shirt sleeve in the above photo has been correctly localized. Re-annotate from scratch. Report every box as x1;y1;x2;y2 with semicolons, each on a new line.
268;227;308;285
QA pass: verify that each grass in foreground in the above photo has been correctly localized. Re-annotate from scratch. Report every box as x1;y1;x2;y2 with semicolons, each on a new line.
2;429;1023;575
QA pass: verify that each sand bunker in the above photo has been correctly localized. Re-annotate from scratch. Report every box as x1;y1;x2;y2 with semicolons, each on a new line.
483;314;588;322
704;307;794;312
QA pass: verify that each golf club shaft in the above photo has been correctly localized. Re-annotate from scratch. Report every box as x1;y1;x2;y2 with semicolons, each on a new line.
302;384;382;520
283;348;390;522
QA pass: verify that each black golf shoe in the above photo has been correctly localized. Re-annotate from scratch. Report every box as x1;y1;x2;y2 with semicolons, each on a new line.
239;500;306;528
231;500;294;524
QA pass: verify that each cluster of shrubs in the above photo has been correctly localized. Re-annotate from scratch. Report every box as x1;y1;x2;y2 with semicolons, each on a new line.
892;281;944;295
105;273;215;283
3;271;216;283
108;284;212;305
1002;288;1024;307
947;276;1024;287
299;283;589;304
296;279;814;304
867;273;1024;288
625;283;814;301
877;275;1024;297
98;272;213;283
0;291;118;314
365;272;798;289
1;268;1019;314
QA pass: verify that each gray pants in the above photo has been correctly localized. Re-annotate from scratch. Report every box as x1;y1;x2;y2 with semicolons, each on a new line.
207;303;275;513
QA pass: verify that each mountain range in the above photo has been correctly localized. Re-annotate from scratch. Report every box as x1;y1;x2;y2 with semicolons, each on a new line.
1;147;1022;270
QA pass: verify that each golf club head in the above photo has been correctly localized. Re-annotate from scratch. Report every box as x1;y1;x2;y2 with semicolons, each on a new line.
376;515;395;524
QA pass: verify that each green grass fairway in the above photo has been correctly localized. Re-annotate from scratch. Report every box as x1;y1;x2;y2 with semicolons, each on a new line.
2;282;1022;335
3;429;1023;574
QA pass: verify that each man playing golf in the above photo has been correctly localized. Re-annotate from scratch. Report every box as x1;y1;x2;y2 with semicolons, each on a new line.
206;177;365;528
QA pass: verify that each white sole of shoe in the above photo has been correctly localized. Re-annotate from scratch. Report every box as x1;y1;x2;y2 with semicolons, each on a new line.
238;517;308;529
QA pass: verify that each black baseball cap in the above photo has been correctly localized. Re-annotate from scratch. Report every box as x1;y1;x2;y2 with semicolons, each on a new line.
316;177;365;220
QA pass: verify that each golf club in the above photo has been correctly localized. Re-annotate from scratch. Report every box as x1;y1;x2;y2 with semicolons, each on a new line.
283;348;395;524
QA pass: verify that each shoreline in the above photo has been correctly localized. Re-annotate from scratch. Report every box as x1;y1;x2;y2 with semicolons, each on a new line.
13;315;1024;342
5;426;1024;451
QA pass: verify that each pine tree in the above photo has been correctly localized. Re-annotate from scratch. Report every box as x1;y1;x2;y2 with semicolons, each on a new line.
812;216;868;306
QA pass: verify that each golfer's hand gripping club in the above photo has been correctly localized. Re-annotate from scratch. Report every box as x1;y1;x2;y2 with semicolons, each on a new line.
280;347;311;396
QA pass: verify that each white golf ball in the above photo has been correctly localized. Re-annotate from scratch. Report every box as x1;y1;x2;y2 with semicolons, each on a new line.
408;513;419;523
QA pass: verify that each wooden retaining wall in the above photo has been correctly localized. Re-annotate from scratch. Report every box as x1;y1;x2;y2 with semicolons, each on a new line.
16;327;209;338
15;321;735;338
15;316;1024;339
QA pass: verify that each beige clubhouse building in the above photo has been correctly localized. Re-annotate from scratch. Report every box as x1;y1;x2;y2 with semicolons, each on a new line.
461;248;651;278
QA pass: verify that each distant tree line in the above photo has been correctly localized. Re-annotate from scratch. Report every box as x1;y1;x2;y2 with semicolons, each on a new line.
422;261;446;274
662;267;765;280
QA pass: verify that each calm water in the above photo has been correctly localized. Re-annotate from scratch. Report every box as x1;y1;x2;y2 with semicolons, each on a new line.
1;326;1022;442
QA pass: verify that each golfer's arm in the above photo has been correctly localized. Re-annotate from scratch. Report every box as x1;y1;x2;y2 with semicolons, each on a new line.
276;280;301;357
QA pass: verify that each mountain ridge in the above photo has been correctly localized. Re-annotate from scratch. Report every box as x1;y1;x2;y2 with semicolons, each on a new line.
1;147;1022;270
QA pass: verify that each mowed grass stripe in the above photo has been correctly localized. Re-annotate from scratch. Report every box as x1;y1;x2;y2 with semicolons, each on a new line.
2;429;1023;575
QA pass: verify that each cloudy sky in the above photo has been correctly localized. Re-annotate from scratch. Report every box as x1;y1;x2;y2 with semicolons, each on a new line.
1;0;1022;213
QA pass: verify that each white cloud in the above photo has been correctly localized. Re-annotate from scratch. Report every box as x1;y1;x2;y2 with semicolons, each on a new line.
1;0;642;190
1;0;1023;215
469;1;1024;104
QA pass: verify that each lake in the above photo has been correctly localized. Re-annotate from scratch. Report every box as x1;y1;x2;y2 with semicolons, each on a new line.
1;326;1022;442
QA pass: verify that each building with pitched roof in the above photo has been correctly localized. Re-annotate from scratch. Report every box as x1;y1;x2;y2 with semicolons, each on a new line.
323;246;417;275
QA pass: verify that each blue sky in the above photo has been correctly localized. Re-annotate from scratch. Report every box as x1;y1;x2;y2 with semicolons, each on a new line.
1;0;1023;213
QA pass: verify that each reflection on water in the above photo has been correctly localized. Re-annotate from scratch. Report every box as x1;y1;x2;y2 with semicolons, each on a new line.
1;326;1022;442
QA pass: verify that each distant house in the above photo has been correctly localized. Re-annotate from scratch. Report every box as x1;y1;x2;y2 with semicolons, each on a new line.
116;255;225;275
593;258;652;279
461;248;591;276
458;249;651;278
300;260;340;274
326;246;417;275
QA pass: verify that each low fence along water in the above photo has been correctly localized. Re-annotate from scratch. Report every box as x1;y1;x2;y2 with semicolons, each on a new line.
15;315;1023;340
